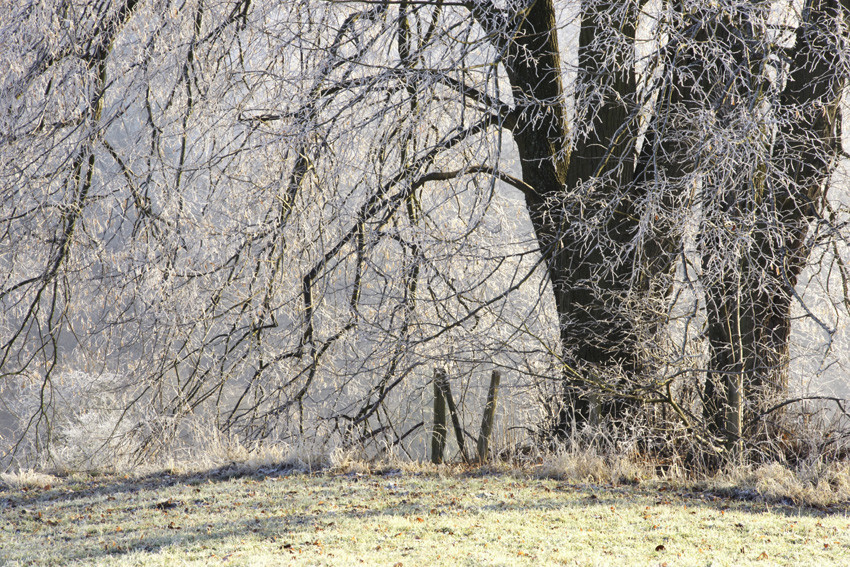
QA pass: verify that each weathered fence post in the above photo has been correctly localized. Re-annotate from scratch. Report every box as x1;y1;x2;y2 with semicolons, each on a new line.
476;370;501;463
432;367;470;463
431;369;448;464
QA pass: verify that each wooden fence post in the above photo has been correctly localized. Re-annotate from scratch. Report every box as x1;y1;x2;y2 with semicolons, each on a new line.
476;370;501;463
433;367;470;463
430;369;447;464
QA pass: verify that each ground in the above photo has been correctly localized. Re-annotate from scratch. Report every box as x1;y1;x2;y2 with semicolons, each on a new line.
1;467;848;566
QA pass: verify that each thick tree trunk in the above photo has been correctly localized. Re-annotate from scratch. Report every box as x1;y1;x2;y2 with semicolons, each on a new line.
555;0;642;427
702;0;844;455
502;0;668;435
499;0;842;448
703;216;812;460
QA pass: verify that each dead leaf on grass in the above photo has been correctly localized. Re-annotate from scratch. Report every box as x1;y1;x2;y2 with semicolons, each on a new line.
154;499;181;511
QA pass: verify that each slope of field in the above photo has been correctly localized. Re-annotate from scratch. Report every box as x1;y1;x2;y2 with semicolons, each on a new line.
1;468;848;566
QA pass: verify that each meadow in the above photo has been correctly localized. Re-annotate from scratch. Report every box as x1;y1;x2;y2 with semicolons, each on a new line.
2;463;848;566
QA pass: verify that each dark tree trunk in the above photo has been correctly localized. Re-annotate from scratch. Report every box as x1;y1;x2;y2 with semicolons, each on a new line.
501;0;678;436
498;0;577;428
495;0;843;448
701;0;845;455
555;0;642;428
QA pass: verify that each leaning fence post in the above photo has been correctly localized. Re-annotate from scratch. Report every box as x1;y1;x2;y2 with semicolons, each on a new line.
433;367;470;463
476;370;501;463
431;369;448;464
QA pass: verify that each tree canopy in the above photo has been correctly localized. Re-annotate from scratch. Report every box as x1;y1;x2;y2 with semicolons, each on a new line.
2;0;849;469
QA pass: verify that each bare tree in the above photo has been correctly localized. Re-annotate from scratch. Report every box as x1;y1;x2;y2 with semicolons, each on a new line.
1;0;848;469
692;0;848;455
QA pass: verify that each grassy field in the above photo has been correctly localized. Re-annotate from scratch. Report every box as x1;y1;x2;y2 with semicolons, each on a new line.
1;466;848;566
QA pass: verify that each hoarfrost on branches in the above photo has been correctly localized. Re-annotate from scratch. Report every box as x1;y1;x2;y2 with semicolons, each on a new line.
1;0;849;469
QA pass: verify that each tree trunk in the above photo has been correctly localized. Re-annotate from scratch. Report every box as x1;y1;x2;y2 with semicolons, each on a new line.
702;0;845;454
500;0;843;448
476;370;501;463
555;0;642;428
431;370;448;464
502;0;674;435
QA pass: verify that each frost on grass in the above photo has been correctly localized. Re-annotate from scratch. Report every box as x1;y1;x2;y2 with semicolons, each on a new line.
0;469;61;490
0;471;848;567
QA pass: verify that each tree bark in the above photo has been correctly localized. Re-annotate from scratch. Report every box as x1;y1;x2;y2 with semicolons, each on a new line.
476;370;501;463
501;0;672;435
702;0;845;454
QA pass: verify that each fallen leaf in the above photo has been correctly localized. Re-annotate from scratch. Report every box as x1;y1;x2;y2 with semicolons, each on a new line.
154;499;180;511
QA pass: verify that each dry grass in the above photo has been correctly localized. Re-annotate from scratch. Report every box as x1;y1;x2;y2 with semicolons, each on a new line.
532;439;850;509
534;449;650;486
3;434;850;566
0;470;62;491
698;460;850;508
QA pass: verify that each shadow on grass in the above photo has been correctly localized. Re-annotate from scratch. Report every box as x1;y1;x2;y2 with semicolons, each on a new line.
1;462;308;506
4;462;848;515
5;462;849;514
2;464;848;565
4;503;329;565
